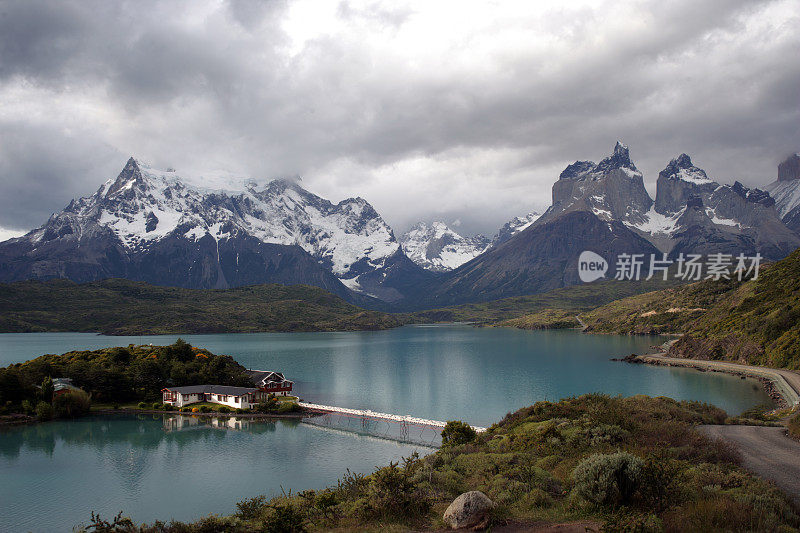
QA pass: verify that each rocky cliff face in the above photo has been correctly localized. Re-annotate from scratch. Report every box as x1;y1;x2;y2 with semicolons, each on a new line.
624;153;799;259
767;154;800;233
0;158;428;303
778;154;800;182
543;142;653;226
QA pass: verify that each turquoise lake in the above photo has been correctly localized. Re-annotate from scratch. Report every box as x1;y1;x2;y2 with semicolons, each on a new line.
0;326;773;531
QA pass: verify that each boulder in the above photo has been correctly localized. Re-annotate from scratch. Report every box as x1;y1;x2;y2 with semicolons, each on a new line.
443;491;495;529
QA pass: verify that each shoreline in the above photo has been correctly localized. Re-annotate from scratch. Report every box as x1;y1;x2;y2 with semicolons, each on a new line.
621;353;800;410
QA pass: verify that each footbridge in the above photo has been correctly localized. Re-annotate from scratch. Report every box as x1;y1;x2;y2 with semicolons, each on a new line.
298;402;487;433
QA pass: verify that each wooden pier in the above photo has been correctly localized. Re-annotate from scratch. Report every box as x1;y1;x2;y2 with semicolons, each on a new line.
298;402;487;433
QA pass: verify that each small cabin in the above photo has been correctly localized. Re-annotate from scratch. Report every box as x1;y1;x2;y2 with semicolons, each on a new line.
161;385;270;409
246;370;294;395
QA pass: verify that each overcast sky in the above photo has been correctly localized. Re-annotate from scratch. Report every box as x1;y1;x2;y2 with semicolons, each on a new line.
1;0;798;240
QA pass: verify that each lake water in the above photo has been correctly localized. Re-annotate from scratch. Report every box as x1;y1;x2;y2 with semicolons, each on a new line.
0;326;771;424
0;414;427;532
0;326;773;531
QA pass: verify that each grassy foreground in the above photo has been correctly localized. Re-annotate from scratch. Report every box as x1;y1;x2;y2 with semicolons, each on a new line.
81;395;798;532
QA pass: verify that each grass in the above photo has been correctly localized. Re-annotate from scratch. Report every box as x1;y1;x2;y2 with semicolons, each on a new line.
494;309;580;330
407;277;684;326
79;395;800;532
579;277;743;335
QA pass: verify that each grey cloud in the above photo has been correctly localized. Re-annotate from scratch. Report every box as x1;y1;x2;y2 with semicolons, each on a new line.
0;0;797;236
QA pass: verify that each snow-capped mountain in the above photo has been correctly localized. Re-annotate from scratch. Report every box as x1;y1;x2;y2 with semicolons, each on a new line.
534;143;799;259
400;222;491;272
490;212;541;247
766;154;800;233
0;157;428;301
404;143;800;309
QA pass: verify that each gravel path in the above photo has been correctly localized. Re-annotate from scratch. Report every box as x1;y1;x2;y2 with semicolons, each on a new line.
700;425;800;503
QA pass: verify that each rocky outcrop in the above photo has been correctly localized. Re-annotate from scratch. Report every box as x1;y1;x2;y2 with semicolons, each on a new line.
767;153;800;233
490;211;541;247
654;154;718;215
443;491;495;529
778;154;800;182
545;142;653;226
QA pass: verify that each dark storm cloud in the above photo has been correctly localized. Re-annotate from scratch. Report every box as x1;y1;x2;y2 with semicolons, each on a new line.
0;0;797;236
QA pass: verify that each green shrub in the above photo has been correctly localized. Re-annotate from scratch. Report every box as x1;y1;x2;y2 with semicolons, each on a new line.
137;401;148;409
263;502;306;532
235;408;245;414
151;402;162;410
20;399;34;415
789;411;800;439
180;407;192;413
218;406;232;413
111;403;120;410
53;390;91;418
255;396;280;412
278;402;301;413
441;420;477;446
35;401;54;421
199;405;211;413
236;495;268;521
572;451;644;507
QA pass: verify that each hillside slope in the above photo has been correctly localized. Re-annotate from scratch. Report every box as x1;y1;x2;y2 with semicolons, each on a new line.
580;277;744;335
0;279;404;335
669;248;800;369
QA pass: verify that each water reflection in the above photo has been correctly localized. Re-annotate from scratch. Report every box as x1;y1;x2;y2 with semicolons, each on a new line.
0;414;427;533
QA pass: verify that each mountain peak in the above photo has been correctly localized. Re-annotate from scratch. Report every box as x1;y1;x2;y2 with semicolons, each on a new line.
596;141;637;173
672;153;693;168
660;154;711;185
104;157;147;197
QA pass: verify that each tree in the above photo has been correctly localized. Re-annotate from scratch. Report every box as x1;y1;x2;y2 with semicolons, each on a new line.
40;376;54;404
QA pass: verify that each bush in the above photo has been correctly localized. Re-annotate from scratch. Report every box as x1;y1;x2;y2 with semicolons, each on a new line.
441;420;477;446
111;403;120;410
35;401;54;421
255;396;280;412
572;451;644;507
199;405;211;413
53;390;91;418
789;411;800;439
278;402;302;413
264;502;306;532
218;406;232;413
180;407;192;413
137;401;148;409
20;399;34;415
236;495;268;521
191;407;199;413
151;402;162;410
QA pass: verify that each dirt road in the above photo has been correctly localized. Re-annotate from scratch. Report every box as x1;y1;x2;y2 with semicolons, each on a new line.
700;425;800;503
